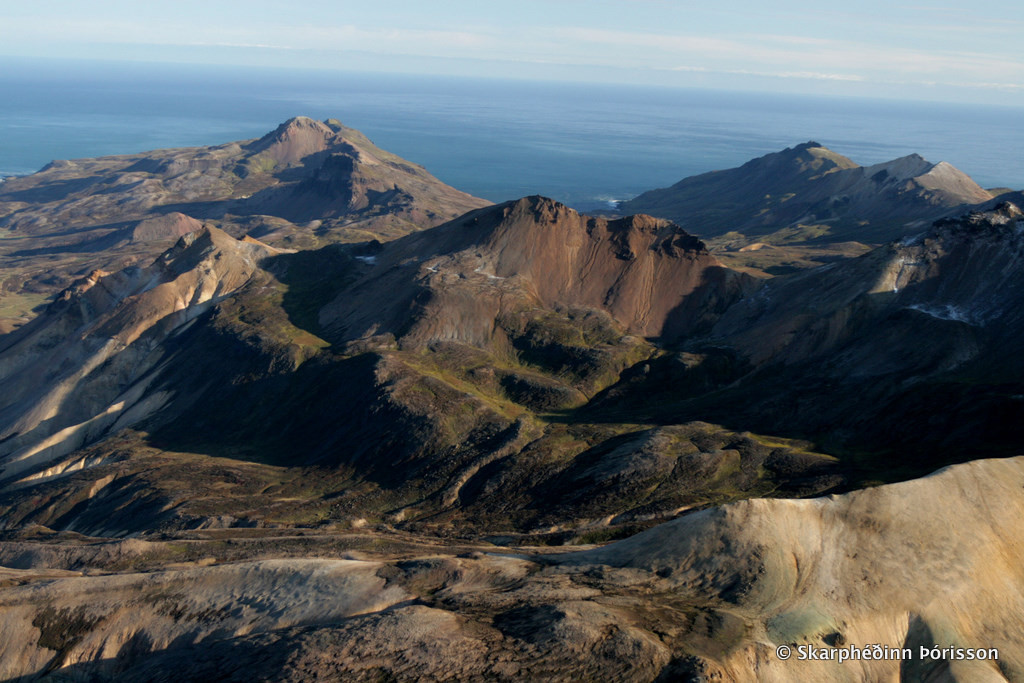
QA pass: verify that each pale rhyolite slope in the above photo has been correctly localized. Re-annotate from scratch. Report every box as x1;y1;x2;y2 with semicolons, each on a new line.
571;455;1024;681
0;227;281;482
1;457;1021;681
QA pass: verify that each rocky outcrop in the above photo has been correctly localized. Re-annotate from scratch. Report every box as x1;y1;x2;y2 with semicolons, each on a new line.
322;196;755;348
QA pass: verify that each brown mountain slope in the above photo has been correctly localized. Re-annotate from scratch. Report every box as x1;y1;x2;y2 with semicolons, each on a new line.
0;198;835;541
322;196;755;348
622;141;992;245
591;202;1024;480
0;117;489;330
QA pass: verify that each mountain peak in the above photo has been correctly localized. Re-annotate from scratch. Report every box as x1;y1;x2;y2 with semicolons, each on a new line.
504;195;574;221
250;116;338;165
277;116;333;135
740;142;858;176
622;143;990;243
865;153;934;181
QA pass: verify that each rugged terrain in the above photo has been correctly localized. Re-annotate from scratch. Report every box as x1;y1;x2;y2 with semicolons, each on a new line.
589;202;1024;482
0;116;489;331
622;141;995;276
0;125;1022;681
2;197;834;540
0;456;1019;681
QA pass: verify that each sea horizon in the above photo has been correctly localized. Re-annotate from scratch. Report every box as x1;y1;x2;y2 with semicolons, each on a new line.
2;57;1022;211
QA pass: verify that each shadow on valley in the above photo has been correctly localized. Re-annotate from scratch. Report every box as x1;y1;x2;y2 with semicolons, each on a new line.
6;228;130;258
134;237;1024;533
548;275;1024;488
14;202;1024;539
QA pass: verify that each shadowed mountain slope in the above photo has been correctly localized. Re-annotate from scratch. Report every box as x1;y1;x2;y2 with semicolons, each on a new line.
0;116;489;330
592;202;1024;481
622;141;992;245
0;198;832;541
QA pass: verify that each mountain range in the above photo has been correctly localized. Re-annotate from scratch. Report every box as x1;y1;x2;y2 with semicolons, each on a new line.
622;141;994;244
0;116;489;331
0;118;1022;681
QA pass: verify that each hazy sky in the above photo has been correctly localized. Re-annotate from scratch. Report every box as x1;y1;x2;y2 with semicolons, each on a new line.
3;0;1022;104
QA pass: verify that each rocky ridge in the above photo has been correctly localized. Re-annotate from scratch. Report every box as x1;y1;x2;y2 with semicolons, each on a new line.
0;456;1019;681
0;227;285;483
0;128;1022;682
622;141;993;245
0;116;490;330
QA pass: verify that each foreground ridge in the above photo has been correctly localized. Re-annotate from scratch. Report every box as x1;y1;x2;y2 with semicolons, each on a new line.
1;456;1021;680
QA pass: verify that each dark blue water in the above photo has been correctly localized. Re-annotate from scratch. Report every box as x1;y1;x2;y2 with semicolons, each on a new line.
2;58;1022;210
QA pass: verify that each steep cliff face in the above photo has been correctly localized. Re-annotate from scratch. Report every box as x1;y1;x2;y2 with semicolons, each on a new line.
622;141;992;244
322;196;755;348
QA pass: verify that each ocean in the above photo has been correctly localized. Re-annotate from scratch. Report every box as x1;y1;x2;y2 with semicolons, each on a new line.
2;57;1022;211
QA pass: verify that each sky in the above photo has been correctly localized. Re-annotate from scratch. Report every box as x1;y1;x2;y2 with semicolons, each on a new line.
2;0;1023;105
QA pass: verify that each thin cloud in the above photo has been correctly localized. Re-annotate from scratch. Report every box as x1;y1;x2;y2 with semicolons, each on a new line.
665;65;866;82
1;10;1021;100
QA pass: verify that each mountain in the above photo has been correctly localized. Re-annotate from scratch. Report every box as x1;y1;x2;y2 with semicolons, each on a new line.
591;202;1024;481
711;201;1024;369
0;226;287;481
2;455;1020;680
621;141;993;245
0;116;490;331
3;195;1023;541
2;128;1024;681
2;197;830;543
3;196;1023;534
320;196;755;347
